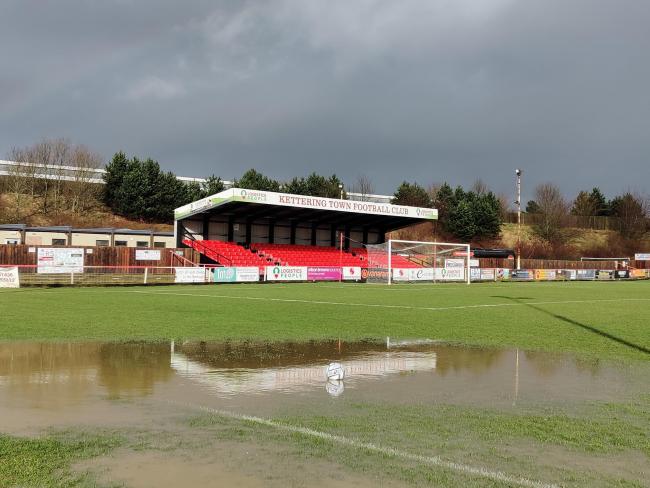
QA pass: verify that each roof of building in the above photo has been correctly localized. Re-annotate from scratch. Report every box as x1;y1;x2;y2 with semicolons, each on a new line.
0;224;173;236
175;188;437;231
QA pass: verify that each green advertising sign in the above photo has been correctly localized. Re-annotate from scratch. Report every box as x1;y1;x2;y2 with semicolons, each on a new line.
214;267;237;283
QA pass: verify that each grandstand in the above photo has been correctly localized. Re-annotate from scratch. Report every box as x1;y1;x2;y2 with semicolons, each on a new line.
175;188;437;269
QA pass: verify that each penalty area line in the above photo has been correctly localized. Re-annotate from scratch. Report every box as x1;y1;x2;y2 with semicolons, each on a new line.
125;290;650;313
170;400;559;488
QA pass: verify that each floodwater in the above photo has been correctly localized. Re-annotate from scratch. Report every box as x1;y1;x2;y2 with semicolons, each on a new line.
1;340;647;434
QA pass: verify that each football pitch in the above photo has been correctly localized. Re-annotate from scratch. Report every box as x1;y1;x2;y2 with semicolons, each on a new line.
1;281;649;487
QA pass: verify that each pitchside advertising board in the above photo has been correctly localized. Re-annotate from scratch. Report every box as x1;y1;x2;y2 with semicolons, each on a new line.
214;267;260;283
37;248;84;274
307;267;341;281
174;267;209;283
265;266;308;281
392;267;465;281
0;267;20;288
635;253;650;261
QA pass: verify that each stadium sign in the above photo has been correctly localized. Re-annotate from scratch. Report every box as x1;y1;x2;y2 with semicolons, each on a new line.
214;267;260;283
307;267;341;281
175;267;208;283
265;266;308;281
635;253;650;261
342;267;362;280
175;188;438;221
0;267;19;288
37;248;84;274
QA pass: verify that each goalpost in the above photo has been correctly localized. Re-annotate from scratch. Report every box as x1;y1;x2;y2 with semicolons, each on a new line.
364;239;471;285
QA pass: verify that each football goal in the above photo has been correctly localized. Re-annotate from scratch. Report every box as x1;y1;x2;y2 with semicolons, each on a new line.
364;239;471;285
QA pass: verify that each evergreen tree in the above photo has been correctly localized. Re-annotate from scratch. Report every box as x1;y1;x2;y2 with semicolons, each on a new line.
525;200;541;213
391;182;432;207
236;169;280;191
445;199;476;240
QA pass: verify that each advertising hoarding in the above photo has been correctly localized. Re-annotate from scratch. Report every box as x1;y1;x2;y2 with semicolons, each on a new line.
634;253;650;261
214;267;260;283
175;267;208;283
37;248;84;274
135;249;161;261
265;266;308;281
307;267;342;281
0;267;19;288
480;269;495;281
342;267;362;280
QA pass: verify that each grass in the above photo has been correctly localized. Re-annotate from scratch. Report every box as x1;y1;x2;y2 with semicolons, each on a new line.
0;431;122;488
1;281;649;361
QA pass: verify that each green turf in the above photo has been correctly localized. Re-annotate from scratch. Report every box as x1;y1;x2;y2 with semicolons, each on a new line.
1;281;649;361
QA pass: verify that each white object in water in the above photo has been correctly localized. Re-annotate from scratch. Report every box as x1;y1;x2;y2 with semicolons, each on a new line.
326;362;345;381
325;380;345;397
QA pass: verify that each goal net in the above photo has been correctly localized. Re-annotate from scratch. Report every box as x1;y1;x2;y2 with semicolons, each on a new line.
364;240;471;284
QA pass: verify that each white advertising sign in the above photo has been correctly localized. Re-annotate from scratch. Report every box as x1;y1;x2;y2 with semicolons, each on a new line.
392;268;435;281
342;266;362;280
635;253;650;261
470;268;481;281
480;269;496;281
265;266;308;281
445;258;466;269
435;268;464;281
236;267;261;282
175;267;208;283
0;267;20;288
135;249;161;261
469;259;480;268
37;248;84;274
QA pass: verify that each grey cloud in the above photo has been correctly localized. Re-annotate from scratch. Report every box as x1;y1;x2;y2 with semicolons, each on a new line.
1;0;649;202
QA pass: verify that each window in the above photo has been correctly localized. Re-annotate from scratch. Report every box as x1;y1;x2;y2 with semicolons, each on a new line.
136;241;149;248
52;239;66;246
153;241;166;248
115;240;128;247
96;240;109;247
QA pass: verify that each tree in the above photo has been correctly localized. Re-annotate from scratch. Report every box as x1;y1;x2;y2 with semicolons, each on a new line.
525;200;541;213
391;181;432;207
470;178;489;196
66;145;102;214
235;169;280;192
103;152;130;209
445;199;476;240
471;192;502;239
351;174;374;201
589;188;609;216
610;192;648;239
571;190;597;216
532;183;568;242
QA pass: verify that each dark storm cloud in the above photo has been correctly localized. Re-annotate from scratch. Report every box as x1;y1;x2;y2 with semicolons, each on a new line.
1;0;649;201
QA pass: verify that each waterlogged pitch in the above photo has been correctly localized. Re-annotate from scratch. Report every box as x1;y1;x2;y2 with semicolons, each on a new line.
1;281;649;487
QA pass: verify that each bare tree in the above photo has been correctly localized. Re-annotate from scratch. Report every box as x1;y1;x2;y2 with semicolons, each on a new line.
533;183;569;242
351;174;374;201
611;192;648;239
66;145;103;214
4;147;32;220
471;178;489;196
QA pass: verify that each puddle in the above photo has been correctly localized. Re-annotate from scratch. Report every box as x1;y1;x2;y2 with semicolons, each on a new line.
1;340;648;433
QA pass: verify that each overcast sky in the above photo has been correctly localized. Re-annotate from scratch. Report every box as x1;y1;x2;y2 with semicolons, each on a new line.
1;0;649;201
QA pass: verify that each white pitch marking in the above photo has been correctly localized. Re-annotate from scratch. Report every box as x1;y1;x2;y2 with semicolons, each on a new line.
172;400;559;488
126;290;650;313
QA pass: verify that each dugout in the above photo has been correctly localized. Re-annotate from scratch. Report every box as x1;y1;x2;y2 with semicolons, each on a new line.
174;188;438;249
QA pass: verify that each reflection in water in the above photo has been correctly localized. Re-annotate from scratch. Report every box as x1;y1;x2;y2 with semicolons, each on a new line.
0;340;648;410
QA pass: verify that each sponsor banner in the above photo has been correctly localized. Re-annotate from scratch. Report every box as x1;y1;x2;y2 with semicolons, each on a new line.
445;258;465;269
480;268;495;281
469;259;480;268
496;268;510;281
175;267;208;283
361;268;389;281
37;248;84;274
631;269;646;279
511;270;533;281
470;268;481;281
135;249;161;261
175;188;438;221
576;269;596;280
555;269;577;281
393;268;434;282
307;267;342;281
342;267;362;280
214;267;260;283
265;266;308;281
534;269;556;281
0;267;20;288
634;253;650;261
596;270;615;281
615;270;630;279
435;267;464;281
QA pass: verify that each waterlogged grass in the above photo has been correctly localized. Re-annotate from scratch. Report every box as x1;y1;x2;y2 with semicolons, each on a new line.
1;281;649;361
0;431;122;488
186;397;650;487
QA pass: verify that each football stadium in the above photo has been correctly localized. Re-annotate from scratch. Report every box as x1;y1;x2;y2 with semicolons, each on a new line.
2;186;650;488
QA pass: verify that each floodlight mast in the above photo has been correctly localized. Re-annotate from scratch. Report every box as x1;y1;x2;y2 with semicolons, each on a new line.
515;169;522;271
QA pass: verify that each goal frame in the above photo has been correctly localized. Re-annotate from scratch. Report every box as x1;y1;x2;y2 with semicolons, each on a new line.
386;239;471;285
